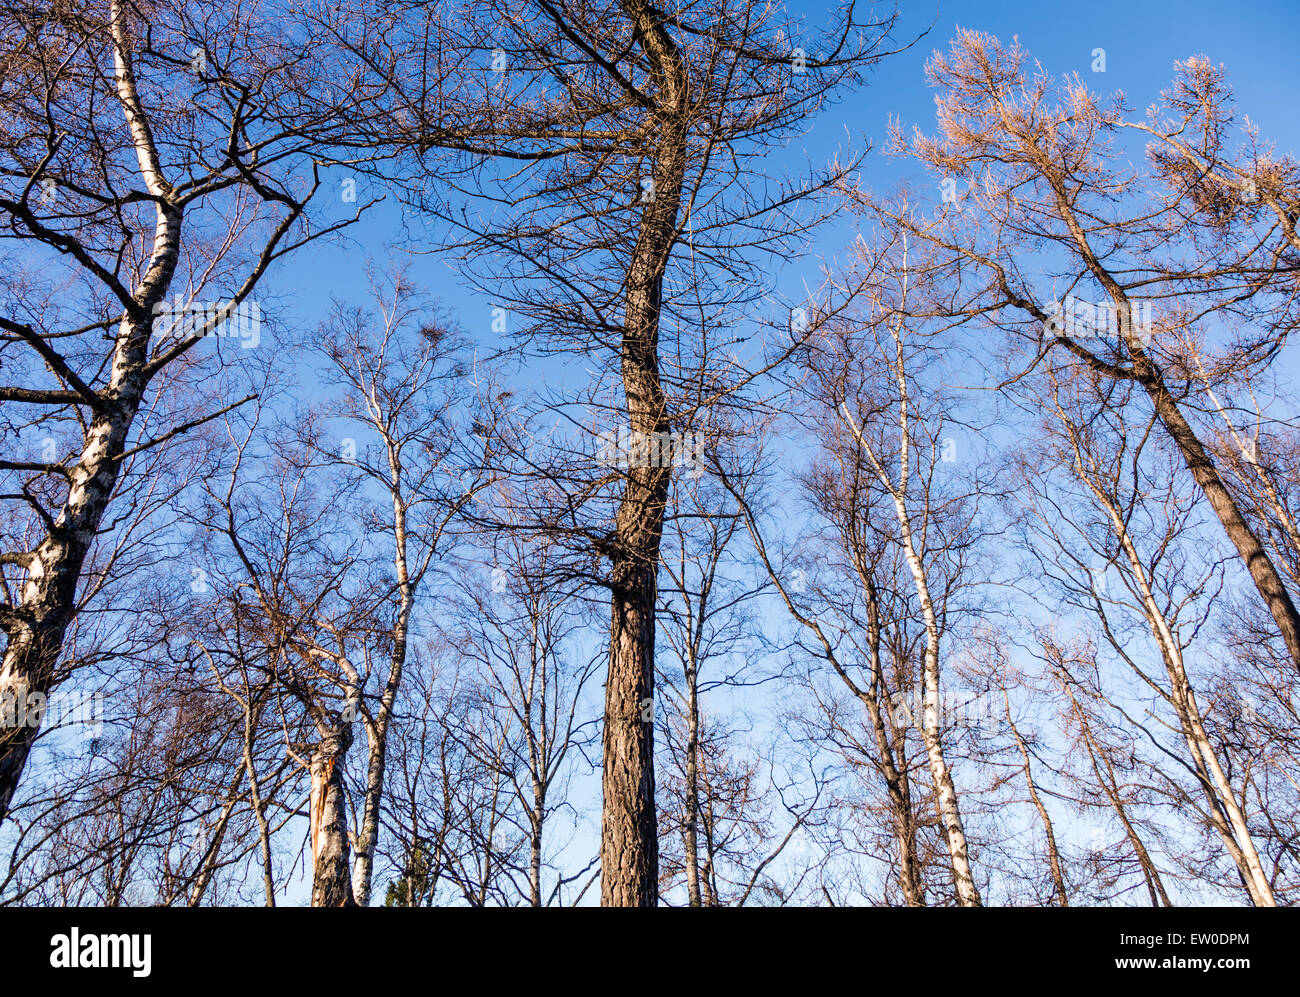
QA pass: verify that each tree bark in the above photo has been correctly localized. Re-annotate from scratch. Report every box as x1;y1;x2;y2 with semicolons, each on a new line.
351;591;410;908
839;328;982;906
599;0;690;908
683;658;703;907
310;725;356;907
1141;370;1300;672
1;0;181;821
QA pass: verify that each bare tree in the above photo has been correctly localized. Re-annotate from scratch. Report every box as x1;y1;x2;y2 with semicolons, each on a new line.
311;266;487;905
842;31;1300;671
441;525;600;906
719;239;992;904
1042;639;1178;907
1011;364;1277;904
390;0;903;905
0;0;394;819
655;448;816;906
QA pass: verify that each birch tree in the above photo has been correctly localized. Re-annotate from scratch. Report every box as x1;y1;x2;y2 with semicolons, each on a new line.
0;0;394;819
1014;366;1279;904
718;236;992;905
843;31;1300;671
313;267;487;905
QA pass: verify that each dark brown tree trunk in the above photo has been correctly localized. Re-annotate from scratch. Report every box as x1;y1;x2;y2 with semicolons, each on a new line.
598;0;689;908
602;550;664;906
1140;367;1300;671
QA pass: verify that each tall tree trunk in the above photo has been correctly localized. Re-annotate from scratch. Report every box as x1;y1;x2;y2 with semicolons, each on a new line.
0;0;181;822
310;725;356;907
1141;370;1300;673
599;0;689;908
683;658;703;907
842;336;981;905
898;484;979;905
0;390;143;819
529;798;544;908
861;582;925;905
603;552;663;906
351;592;410;907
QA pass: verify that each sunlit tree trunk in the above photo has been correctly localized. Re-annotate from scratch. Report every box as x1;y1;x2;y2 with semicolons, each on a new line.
600;0;691;908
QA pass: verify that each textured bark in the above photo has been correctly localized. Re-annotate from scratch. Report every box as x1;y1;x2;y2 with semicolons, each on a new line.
2;0;321;820
861;589;925;906
351;591;410;908
682;658;703;907
0;1;181;821
599;0;690;908
311;725;357;907
529;790;544;908
0;390;149;816
1077;454;1278;906
1174;674;1276;905
901;526;981;908
602;556;663;906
